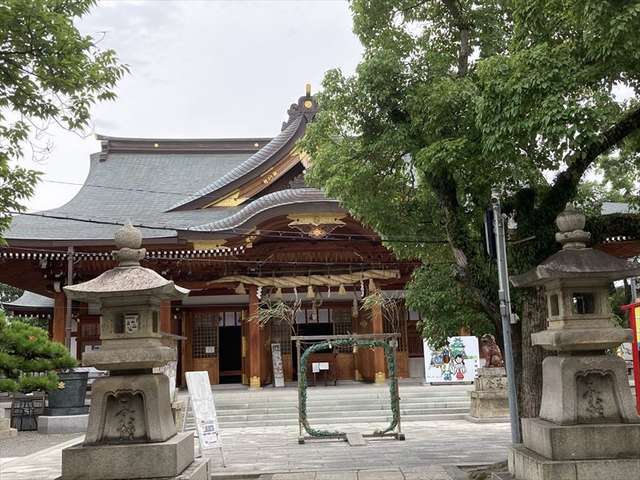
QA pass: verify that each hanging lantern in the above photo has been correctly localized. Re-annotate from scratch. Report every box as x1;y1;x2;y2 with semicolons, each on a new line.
368;278;376;292
293;286;298;300
257;286;263;300
338;284;347;295
327;285;331;298
235;282;246;295
274;287;283;299
307;285;314;298
352;296;359;317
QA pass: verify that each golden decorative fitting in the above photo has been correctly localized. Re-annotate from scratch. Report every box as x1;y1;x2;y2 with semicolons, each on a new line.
249;376;261;389
287;213;345;239
191;239;227;250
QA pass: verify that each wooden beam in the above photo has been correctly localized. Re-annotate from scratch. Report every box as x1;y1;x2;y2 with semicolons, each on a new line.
371;301;386;384
160;300;171;333
247;285;262;389
52;292;66;344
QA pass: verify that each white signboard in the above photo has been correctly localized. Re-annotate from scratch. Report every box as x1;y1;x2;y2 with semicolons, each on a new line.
185;371;221;450
271;343;285;388
423;336;479;384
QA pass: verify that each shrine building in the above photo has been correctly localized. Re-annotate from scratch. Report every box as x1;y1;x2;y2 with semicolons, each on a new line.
0;89;425;388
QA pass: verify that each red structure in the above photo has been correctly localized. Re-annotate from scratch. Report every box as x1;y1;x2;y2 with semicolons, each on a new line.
622;302;640;414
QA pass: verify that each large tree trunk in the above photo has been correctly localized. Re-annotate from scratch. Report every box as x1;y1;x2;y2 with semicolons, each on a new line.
518;287;548;418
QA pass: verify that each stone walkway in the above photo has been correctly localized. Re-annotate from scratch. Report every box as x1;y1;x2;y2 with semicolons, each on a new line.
0;420;509;480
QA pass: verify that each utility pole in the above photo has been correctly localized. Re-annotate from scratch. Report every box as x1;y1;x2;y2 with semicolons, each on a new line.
491;191;522;444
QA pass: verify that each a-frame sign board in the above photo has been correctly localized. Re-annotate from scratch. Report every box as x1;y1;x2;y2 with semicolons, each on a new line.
183;371;225;467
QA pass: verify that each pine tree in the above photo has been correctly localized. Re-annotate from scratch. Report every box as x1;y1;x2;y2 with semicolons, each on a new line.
0;311;76;392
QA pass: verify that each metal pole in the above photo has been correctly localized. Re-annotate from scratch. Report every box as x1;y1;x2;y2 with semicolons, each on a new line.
65;245;74;352
491;192;522;444
296;338;302;439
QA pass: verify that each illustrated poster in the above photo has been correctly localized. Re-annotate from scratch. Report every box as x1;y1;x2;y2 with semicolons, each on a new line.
423;336;479;383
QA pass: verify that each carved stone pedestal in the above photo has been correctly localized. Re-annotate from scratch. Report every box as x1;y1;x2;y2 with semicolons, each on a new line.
537;355;638;425
467;367;509;422
84;374;176;445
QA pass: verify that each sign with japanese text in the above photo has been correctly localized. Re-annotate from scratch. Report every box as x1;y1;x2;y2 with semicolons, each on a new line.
185;371;221;450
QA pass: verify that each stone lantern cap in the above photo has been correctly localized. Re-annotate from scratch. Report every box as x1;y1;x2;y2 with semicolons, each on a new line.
64;222;188;302
510;247;640;287
511;204;640;288
64;267;189;302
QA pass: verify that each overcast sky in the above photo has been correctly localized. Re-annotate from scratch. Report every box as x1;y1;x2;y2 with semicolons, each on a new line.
22;0;362;212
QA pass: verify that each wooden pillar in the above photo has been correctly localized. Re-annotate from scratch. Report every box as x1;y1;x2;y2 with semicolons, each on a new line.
159;300;171;333
371;301;386;384
52;292;67;344
247;285;262;389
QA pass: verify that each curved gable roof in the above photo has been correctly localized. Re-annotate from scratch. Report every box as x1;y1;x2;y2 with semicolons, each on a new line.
191;188;342;233
169;93;318;211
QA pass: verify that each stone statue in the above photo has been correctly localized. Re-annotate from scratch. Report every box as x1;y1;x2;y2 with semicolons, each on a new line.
479;334;504;368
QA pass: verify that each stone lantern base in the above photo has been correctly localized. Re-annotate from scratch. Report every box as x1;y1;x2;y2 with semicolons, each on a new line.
60;432;209;480
508;443;640;480
59;374;208;480
467;367;510;422
507;355;640;480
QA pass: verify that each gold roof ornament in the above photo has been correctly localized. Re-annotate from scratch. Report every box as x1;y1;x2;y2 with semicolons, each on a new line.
287;213;345;239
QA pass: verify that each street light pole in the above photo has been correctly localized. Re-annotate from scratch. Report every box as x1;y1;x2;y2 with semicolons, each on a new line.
491;191;522;444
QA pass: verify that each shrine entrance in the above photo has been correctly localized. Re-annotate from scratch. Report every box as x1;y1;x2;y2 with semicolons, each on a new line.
219;325;242;384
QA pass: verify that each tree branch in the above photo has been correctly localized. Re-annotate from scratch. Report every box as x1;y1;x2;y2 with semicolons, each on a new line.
541;103;640;215
442;0;471;76
427;167;501;325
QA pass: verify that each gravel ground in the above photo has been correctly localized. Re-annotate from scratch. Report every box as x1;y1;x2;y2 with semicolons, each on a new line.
0;431;83;458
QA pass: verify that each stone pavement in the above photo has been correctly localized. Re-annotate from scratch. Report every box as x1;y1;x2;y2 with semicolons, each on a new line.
260;465;464;479
0;419;509;479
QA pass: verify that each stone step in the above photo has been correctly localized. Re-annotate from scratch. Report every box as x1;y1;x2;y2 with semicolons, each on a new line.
198;406;470;423
214;401;470;416
209;388;472;401
213;395;470;408
208;412;469;428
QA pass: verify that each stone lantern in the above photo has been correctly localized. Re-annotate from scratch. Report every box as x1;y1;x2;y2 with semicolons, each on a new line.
509;205;640;480
59;223;207;480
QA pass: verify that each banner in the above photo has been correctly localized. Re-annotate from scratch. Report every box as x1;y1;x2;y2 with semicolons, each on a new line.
423;336;479;383
271;343;285;388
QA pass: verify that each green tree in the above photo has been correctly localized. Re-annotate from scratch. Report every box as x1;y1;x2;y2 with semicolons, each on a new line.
302;0;640;417
0;283;21;303
0;311;76;392
0;0;128;233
